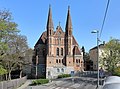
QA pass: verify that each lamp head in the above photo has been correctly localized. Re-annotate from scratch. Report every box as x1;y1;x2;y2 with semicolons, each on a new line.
91;30;99;33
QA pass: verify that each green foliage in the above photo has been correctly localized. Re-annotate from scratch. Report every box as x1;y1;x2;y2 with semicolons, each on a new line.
32;79;49;85
0;65;7;75
58;74;71;78
0;9;30;80
101;38;120;73
0;9;19;59
113;67;120;76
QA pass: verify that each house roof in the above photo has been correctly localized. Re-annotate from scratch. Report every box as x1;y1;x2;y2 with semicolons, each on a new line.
35;31;79;46
73;46;81;55
35;31;47;46
90;44;105;51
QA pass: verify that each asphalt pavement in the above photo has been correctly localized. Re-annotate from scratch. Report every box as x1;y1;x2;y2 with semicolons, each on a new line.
26;77;103;89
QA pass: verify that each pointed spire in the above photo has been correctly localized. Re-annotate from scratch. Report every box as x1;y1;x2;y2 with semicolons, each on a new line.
47;5;54;29
65;6;72;30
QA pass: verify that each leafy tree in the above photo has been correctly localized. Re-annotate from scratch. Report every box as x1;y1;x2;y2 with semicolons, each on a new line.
22;48;33;77
81;46;85;60
101;38;120;74
0;65;7;75
0;9;31;80
0;9;18;59
2;34;29;80
0;9;19;78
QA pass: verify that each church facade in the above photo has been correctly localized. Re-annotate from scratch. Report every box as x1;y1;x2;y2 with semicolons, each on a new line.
32;6;84;79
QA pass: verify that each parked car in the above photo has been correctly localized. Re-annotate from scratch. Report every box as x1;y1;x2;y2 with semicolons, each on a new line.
103;76;120;89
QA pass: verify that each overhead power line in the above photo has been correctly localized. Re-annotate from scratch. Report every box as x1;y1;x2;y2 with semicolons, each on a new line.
99;0;110;38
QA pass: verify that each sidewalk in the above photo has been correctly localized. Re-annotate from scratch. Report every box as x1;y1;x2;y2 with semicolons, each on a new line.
17;80;32;89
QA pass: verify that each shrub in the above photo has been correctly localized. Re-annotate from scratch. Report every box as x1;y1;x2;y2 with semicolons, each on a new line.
113;67;120;76
32;79;49;85
58;74;71;78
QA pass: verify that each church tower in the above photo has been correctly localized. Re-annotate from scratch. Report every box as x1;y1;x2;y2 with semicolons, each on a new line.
65;6;74;67
46;5;54;56
65;6;73;56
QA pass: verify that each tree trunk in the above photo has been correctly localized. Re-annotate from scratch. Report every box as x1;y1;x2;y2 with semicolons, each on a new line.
5;74;8;80
19;70;22;78
8;71;11;80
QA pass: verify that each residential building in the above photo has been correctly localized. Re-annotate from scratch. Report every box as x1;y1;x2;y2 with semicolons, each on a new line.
89;44;104;70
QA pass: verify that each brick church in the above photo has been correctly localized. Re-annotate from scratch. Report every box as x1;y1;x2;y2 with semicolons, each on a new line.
32;6;84;78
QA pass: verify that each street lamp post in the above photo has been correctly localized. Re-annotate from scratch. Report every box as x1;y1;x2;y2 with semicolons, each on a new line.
91;30;99;88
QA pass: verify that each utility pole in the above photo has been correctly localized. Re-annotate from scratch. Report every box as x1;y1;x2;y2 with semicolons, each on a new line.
91;30;99;88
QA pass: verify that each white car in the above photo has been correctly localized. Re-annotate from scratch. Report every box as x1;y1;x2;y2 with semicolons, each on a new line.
103;76;120;89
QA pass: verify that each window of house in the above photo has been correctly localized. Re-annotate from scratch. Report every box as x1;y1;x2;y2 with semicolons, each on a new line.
56;59;58;63
62;59;63;64
57;38;59;44
59;59;61;63
57;68;60;72
69;30;72;35
79;59;80;63
48;71;51;76
61;48;63;56
94;65;96;68
50;30;51;35
61;68;64;72
56;48;59;56
76;59;78;63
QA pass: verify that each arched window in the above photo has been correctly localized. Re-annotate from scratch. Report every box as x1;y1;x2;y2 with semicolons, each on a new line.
56;59;58;63
61;48;63;56
61;68;64;72
62;59;63;64
79;59;80;63
56;48;59;56
59;59;61;63
57;68;60;72
50;30;51;35
69;30;72;35
76;59;78;63
48;71;51;76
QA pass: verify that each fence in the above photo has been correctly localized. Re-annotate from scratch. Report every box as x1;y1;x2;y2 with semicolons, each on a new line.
74;71;98;78
0;76;27;89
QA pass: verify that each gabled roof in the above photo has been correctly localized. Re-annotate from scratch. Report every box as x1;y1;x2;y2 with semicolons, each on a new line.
90;44;105;51
72;36;78;45
35;31;47;47
54;26;64;36
35;31;80;49
73;46;81;55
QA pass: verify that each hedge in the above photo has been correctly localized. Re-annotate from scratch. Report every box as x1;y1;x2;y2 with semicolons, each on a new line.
58;74;71;78
32;79;49;85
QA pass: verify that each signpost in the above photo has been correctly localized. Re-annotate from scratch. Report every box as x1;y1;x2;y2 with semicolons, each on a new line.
71;71;74;83
99;68;104;85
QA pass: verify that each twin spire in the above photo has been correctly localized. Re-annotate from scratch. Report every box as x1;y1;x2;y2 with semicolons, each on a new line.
47;5;72;32
65;6;72;30
47;5;54;29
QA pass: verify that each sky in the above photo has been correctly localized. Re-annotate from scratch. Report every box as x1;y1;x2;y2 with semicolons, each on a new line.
0;0;120;52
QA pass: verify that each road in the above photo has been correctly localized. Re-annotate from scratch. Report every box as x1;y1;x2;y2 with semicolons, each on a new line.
26;77;103;89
